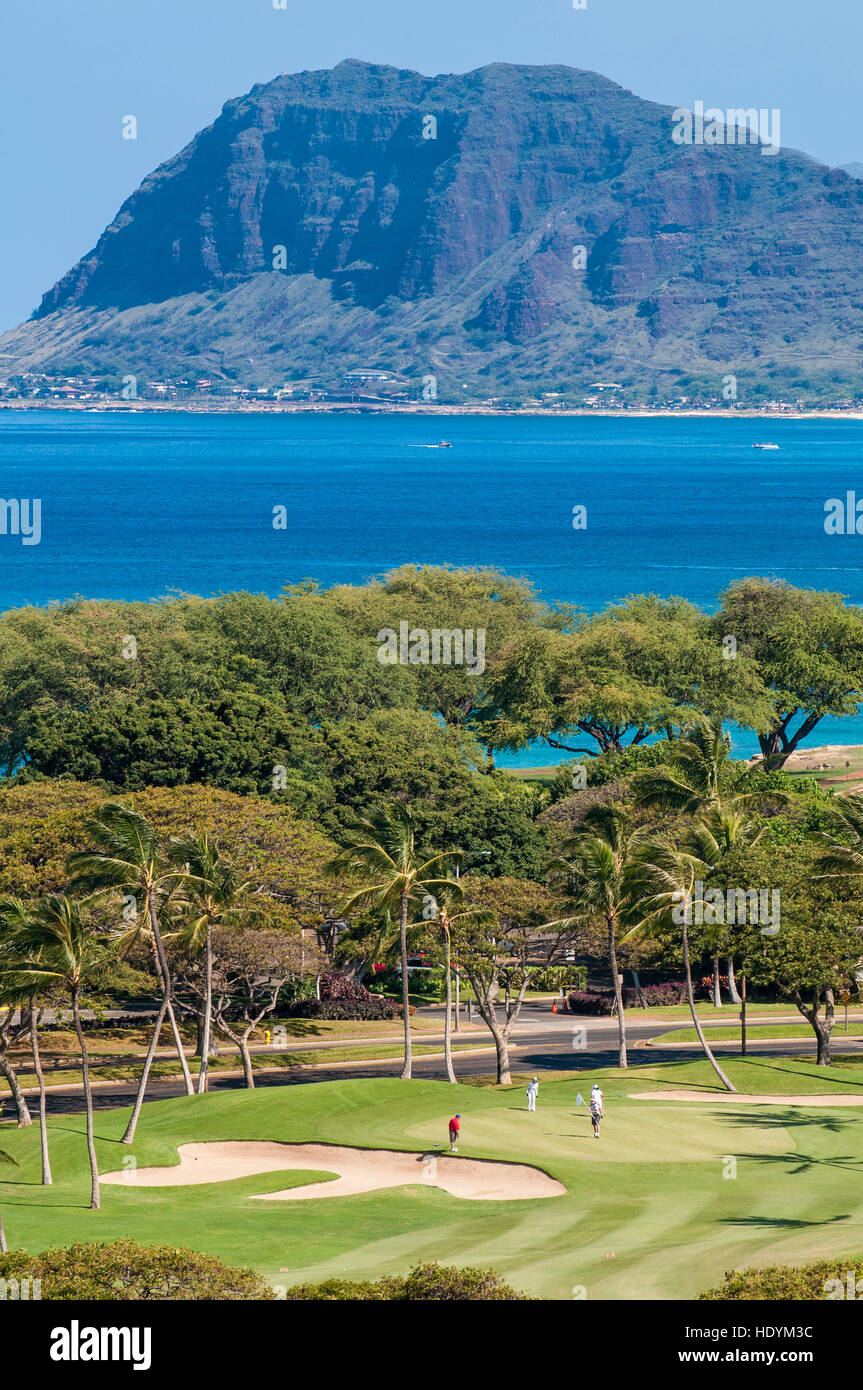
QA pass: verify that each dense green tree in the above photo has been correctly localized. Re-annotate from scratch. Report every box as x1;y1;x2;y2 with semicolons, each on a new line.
314;565;563;723
479;597;769;758
737;841;863;1064
713;578;863;769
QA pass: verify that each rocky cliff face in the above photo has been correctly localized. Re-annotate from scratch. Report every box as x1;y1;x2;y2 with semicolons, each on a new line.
4;59;863;394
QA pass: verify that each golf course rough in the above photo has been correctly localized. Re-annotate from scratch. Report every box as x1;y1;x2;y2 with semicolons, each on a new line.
2;1068;863;1300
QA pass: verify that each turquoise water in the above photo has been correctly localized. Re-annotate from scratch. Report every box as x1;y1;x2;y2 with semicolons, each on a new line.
1;410;862;762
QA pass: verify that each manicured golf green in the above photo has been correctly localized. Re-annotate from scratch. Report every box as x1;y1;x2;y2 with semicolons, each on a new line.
3;1063;863;1299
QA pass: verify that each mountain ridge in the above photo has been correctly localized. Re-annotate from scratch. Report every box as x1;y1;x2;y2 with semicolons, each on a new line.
3;60;862;398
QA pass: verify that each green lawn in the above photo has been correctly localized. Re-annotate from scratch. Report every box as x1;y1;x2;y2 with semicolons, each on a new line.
629;1002;863;1021
3;1062;863;1300
658;1023;863;1044
6;1040;490;1091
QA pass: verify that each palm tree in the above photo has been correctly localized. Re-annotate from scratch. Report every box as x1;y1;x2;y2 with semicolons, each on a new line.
0;1146;19;1252
626;840;737;1092
685;808;767;1007
0;898;53;1184
68;801;193;1142
15;896;104;1207
423;882;496;1084
634;720;783;818
636;723;783;1005
815;792;863;884
550;804;641;1068
328;802;458;1079
168;831;262;1094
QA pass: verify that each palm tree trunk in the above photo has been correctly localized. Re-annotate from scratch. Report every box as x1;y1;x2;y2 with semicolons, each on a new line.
121;993;168;1144
681;921;736;1092
148;888;193;1095
727;956;741;1004
71;987;100;1210
0;1206;6;1253
165;997;194;1097
0;1056;31;1127
197;926;213;1094
443;926;456;1085
29;999;52;1185
399;887;412;1080
712;955;722;1007
608;917;627;1068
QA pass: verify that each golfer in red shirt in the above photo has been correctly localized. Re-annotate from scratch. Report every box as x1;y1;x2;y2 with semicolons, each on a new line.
449;1114;461;1151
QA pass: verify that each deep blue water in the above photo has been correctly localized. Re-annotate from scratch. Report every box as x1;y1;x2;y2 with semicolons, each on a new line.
1;410;862;762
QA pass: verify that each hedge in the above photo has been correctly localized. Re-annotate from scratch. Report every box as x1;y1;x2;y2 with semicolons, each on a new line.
567;990;614;1016
289;997;401;1021
285;1262;527;1300
623;981;689;1007
699;1259;863;1301
0;1239;275;1300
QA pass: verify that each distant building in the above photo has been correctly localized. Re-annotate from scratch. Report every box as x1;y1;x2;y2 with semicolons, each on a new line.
343;368;407;386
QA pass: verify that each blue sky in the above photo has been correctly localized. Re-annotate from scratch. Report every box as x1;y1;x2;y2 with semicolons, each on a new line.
1;0;860;331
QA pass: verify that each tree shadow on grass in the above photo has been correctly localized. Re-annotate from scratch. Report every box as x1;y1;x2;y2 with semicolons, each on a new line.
730;1149;863;1176
723;1110;852;1134
721;1213;851;1229
734;1058;863;1092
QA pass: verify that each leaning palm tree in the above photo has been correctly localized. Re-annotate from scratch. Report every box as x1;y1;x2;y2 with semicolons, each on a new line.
168;831;263;1094
0;1146;19;1252
625;840;737;1092
549;804;642;1068
68;801;193;1142
327;802;459;1079
15;896;104;1207
0;898;53;1184
422;881;496;1084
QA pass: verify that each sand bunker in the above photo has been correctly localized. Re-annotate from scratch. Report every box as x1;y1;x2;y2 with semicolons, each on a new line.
630;1090;863;1106
102;1141;566;1201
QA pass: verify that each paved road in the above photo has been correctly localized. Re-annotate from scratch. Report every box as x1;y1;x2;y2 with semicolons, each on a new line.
9;1004;862;1120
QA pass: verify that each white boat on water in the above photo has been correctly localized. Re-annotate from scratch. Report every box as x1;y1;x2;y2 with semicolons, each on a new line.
753;442;779;449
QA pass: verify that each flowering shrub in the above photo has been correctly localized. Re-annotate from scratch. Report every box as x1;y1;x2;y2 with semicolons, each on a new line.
700;975;730;995
290;997;402;1021
623;981;689;1007
567;990;614;1016
318;971;372;1003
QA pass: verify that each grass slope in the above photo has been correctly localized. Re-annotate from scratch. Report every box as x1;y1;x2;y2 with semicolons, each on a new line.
2;1063;863;1300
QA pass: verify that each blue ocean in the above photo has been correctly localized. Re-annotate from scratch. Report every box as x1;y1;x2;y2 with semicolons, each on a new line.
2;410;862;763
